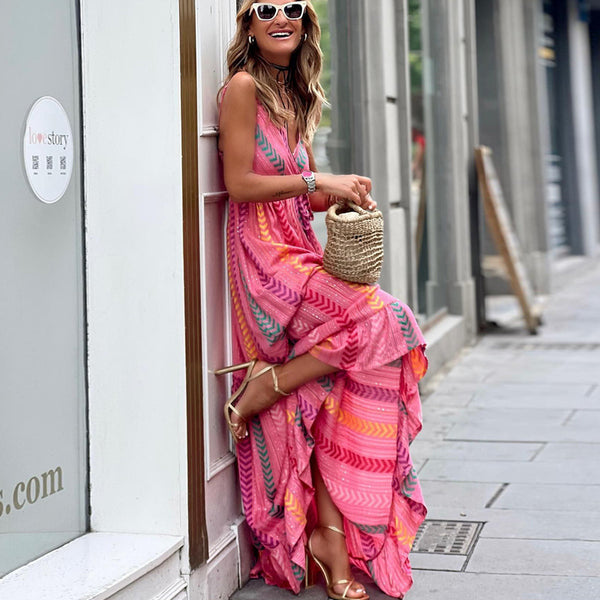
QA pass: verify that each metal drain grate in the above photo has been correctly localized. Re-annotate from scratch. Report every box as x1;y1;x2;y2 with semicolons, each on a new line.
492;341;600;351
412;520;484;555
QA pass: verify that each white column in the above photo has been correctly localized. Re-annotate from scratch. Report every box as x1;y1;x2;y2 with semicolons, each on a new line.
81;0;189;542
566;0;600;255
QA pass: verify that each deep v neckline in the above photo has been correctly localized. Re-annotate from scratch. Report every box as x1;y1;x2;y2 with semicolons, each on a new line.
284;123;300;157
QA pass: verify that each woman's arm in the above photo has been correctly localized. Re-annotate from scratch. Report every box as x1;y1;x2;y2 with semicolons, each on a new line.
220;72;373;205
220;73;307;202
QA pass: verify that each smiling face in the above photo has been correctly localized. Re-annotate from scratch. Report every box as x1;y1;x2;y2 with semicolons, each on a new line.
248;2;306;65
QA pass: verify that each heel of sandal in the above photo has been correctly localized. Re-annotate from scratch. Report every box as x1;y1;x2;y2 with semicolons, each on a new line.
304;549;319;588
214;360;254;376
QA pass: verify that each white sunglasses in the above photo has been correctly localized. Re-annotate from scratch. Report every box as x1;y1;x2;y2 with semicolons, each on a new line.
249;2;307;21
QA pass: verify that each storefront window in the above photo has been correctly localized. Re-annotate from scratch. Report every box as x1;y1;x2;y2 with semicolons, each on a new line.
541;0;569;253
312;0;361;243
313;0;356;174
409;0;449;319
312;0;333;173
0;0;87;576
409;0;429;315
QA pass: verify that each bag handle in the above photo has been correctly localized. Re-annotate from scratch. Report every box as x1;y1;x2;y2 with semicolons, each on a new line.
326;199;381;221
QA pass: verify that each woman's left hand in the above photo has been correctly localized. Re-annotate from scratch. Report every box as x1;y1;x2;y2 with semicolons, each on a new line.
355;187;377;211
305;145;377;212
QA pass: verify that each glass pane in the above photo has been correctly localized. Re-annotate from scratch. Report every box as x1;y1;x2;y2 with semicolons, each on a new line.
0;0;87;576
312;0;356;244
541;0;569;252
312;0;333;173
313;0;354;176
408;0;429;316
409;0;448;318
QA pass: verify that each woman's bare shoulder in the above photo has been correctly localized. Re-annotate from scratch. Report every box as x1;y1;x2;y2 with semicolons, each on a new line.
221;72;257;122
226;71;257;100
219;72;257;154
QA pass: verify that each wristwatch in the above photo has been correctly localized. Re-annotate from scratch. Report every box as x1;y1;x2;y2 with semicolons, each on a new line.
301;170;316;194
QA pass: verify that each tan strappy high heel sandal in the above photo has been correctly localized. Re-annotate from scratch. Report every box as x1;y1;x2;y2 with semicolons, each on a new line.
307;525;369;600
214;359;290;441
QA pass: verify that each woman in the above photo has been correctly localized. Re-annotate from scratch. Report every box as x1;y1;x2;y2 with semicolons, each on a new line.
217;2;427;598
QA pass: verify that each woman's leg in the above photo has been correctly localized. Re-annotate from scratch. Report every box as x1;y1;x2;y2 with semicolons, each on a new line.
227;353;338;438
228;353;367;597
310;457;368;599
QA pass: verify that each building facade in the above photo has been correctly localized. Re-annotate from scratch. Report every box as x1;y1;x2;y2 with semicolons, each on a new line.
1;0;599;598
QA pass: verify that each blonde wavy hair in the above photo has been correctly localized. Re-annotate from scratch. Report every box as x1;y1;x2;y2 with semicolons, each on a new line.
219;0;327;142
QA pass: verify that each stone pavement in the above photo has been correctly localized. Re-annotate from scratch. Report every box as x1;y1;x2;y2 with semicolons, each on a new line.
231;262;600;600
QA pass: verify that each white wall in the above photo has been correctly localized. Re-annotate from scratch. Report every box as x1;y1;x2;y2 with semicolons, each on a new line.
81;0;188;541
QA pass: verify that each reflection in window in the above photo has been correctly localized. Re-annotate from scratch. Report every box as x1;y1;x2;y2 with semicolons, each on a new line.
409;0;429;316
312;0;332;172
312;0;355;243
409;0;447;319
541;0;568;253
312;0;354;176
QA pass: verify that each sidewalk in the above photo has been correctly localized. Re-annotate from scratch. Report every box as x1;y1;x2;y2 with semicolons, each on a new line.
232;263;600;600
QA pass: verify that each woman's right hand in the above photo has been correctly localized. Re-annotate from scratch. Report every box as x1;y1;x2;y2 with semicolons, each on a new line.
314;172;375;209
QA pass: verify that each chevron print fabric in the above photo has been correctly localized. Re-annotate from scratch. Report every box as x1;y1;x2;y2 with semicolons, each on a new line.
222;95;428;598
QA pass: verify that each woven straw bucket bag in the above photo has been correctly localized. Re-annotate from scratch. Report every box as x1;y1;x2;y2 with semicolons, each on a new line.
323;201;384;284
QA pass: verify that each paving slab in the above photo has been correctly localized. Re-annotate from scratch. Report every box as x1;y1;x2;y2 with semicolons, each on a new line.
466;538;600;576
518;352;600;365
446;411;600;443
469;391;600;409
441;366;494;383
448;406;572;426
409;440;542;463
467;382;593;397
484;363;598;384
419;458;600;484
533;442;600;462
409;552;466;572
477;349;600;366
417;407;466;440
588;385;600;399
486;345;600;357
409;571;600;600
454;354;521;369
492;483;600;511
568;409;600;428
421;392;474;408
413;459;427;474
423;507;600;541
429;381;484;396
419;481;503;509
527;329;600;342
420;405;467;421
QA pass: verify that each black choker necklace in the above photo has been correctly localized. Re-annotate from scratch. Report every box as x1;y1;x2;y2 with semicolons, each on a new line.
268;60;289;70
257;55;293;111
258;55;292;88
272;63;292;90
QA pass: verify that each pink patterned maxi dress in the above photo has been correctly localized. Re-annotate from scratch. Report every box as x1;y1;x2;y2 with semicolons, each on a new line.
223;98;428;598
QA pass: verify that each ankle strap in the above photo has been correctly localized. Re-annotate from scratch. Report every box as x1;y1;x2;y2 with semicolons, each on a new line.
248;364;273;381
270;366;291;396
248;364;291;396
